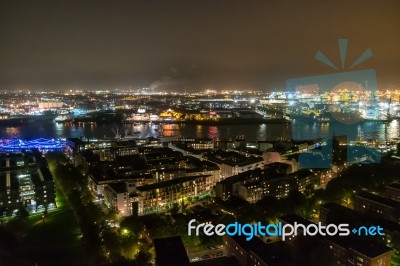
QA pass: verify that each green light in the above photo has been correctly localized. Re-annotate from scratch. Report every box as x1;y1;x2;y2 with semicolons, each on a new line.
121;228;130;236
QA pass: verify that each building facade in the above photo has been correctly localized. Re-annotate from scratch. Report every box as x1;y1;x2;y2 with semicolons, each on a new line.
0;151;56;215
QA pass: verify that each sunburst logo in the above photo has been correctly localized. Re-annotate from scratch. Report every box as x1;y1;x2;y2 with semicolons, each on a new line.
315;39;373;70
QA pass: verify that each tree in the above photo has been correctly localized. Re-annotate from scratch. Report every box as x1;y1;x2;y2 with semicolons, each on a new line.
170;203;180;215
257;196;280;219
133;249;152;266
280;190;308;216
120;216;143;236
15;206;29;220
304;183;315;198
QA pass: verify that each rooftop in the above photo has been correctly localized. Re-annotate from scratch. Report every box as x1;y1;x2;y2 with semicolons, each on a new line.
321;202;400;233
356;191;400;208
386;183;400;191
250;241;295;266
207;150;263;167
218;168;263;185
108;182;127;194
227;234;267;253
327;235;392;259
153;236;190;266
191;256;241;266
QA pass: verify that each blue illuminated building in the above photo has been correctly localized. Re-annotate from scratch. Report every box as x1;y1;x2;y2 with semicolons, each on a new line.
0;138;64;152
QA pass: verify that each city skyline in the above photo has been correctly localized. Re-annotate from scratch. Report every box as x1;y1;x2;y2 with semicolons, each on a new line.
0;0;400;90
1;1;400;265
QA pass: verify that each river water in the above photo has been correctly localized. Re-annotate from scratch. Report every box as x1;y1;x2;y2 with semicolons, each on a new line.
0;120;399;142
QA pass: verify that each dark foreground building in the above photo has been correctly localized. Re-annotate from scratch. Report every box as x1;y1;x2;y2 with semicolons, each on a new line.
154;236;190;266
0;150;56;215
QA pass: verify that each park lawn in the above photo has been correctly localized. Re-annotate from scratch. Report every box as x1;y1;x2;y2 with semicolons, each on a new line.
16;163;86;266
18;207;85;266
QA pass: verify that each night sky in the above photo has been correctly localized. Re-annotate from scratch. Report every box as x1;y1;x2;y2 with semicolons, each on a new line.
0;0;399;91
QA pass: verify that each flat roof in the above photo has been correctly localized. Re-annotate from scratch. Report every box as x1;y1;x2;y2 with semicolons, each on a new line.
227;234;267;254
191;256;241;266
279;214;314;226
108;182;127;194
320;202;400;233
250;241;295;266
153;236;190;266
349;241;392;258
356;191;400;208
218;168;263;185
386;183;400;191
327;235;392;258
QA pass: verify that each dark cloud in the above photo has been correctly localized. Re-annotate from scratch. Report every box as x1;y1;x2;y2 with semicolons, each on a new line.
0;0;399;90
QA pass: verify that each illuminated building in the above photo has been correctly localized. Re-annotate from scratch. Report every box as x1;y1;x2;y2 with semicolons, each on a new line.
103;182;135;216
135;174;214;215
237;169;317;203
0;138;63;152
65;138;138;164
0;151;56;215
173;138;214;150
83;148;220;216
215;167;318;203
38;101;63;109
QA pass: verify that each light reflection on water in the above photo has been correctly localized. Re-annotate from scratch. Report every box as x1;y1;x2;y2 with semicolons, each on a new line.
0;120;399;142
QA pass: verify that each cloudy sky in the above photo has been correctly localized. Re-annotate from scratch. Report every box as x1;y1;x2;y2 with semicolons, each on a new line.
0;0;399;91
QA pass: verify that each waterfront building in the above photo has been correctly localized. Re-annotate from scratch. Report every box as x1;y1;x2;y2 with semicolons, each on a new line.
65;138;138;164
38;101;63;109
173;138;214;151
135;137;163;148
